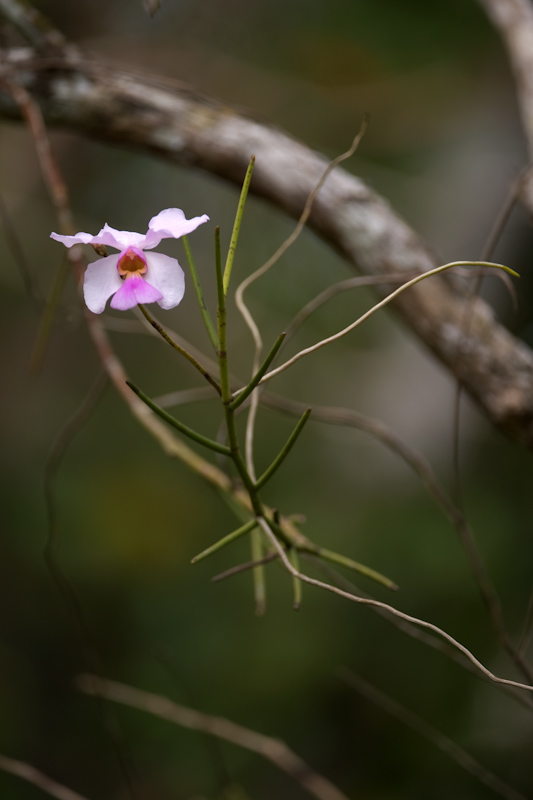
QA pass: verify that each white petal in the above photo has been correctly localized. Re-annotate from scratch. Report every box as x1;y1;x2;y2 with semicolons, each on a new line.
144;251;185;310
144;208;209;248
83;254;123;314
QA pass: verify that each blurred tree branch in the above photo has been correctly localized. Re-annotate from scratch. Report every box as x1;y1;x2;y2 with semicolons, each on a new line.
1;0;533;446
77;674;351;800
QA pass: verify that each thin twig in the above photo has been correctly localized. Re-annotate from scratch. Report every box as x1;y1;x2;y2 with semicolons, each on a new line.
1;77;73;233
302;554;533;713
211;552;280;583
0;190;38;300
77;675;352;800
261;395;508;593
0;77;79;369
282;273;412;350
338;669;530;800
450;171;533;687
259;261;517;385
0;754;90;800
282;266;517;352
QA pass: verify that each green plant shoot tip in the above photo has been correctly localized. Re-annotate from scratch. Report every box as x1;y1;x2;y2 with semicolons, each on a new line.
449;260;519;278
223;155;255;296
255;408;312;490
191;519;257;563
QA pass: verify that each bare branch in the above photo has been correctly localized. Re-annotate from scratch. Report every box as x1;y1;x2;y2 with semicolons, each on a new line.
77;675;351;800
0;9;532;444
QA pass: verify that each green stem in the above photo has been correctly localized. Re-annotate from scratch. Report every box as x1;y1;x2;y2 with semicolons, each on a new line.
181;234;219;352
215;227;231;403
216;227;264;515
229;333;286;410
223;155;255;295
191;519;258;563
255;409;312;490
127;381;231;455
137;303;221;395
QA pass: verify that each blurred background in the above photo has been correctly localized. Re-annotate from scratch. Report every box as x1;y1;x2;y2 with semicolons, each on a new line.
1;0;533;798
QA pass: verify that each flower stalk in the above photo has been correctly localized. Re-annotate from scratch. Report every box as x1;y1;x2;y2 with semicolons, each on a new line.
137;303;221;394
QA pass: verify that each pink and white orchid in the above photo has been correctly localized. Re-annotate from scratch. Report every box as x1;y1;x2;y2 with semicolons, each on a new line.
51;208;209;314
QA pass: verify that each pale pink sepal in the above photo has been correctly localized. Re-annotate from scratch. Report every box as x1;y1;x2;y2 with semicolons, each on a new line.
83;254;123;314
51;224;147;251
51;209;209;252
146;208;209;247
110;275;163;311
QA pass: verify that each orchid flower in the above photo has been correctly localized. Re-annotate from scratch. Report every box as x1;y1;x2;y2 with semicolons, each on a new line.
50;208;209;313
